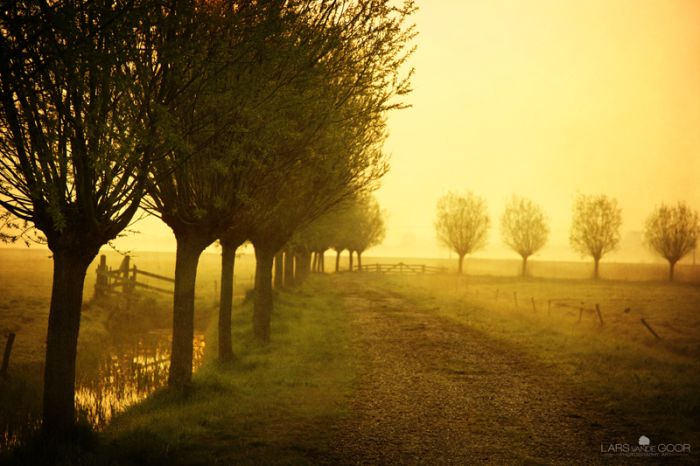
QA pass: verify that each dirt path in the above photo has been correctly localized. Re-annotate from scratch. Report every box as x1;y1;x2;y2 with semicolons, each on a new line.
318;288;639;465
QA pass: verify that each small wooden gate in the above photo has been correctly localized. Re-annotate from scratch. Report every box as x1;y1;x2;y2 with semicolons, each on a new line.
94;254;174;298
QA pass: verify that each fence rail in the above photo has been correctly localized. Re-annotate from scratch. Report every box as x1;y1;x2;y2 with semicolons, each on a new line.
361;262;447;274
94;255;174;298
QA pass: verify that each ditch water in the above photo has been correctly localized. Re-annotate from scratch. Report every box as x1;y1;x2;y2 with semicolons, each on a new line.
1;331;205;451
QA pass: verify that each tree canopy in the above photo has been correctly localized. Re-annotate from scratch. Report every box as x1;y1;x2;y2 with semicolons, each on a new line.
644;202;699;281
435;191;489;274
569;194;622;279
501;196;548;276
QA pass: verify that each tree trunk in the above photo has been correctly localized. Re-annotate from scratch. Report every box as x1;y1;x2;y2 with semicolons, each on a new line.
593;256;600;280
319;250;325;272
296;251;311;283
218;240;239;362
311;251;318;273
42;250;93;439
169;233;207;389
253;245;275;343
458;253;465;274
669;260;676;282
284;249;295;288
521;255;528;277
349;250;354;272
357;251;363;272
274;252;284;288
335;250;341;272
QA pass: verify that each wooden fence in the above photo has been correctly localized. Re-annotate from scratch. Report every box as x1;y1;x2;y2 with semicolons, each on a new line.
361;262;447;274
94;255;174;298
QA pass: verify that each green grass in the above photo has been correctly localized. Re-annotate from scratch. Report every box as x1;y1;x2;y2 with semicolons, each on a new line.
90;275;356;466
372;273;700;438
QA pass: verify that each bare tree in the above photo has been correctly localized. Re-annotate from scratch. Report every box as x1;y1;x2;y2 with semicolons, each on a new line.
501;196;549;277
644;202;699;281
569;194;622;279
435;192;490;274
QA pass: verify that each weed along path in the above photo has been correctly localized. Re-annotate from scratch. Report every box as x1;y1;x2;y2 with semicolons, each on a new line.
321;285;634;465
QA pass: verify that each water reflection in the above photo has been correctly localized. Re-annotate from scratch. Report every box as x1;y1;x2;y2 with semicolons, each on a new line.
1;332;205;450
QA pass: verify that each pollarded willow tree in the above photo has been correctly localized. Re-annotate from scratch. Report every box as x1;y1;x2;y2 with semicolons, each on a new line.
644;202;699;281
229;1;415;344
144;2;343;383
569;194;622;279
347;195;386;271
501;196;549;277
0;1;168;437
435;192;490;274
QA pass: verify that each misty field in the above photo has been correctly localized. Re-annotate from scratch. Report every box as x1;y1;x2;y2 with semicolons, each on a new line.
1;248;699;463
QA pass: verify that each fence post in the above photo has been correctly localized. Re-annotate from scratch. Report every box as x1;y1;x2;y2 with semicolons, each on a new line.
1;332;16;378
129;264;138;294
531;297;537;313
94;254;108;298
595;303;604;327
120;255;131;294
640;318;661;340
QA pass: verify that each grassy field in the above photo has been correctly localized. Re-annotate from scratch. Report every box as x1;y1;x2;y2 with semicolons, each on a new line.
0;247;257;455
2;248;699;463
3;275;356;465
0;248;257;369
376;273;700;436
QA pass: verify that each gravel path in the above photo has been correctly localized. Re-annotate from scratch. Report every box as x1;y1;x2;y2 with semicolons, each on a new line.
319;289;639;465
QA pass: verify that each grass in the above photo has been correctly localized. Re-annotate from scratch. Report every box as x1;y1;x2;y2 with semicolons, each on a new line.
372;273;700;439
92;274;355;466
2;248;700;463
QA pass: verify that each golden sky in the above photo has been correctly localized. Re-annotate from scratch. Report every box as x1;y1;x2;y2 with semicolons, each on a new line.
16;0;695;262
375;0;700;261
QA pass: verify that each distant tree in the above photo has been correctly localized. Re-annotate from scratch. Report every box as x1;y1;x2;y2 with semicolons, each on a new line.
347;196;386;271
501;196;549;277
569;194;622;279
644;202;699;281
435;192;490;274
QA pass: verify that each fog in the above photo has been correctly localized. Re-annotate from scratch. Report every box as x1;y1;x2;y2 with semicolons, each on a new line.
7;0;699;265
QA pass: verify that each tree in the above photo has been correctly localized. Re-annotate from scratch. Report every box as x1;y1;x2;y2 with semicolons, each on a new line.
347;196;386;271
144;2;329;385
644;202;699;281
500;196;549;277
245;1;415;343
569;194;622;279
0;1;161;437
216;226;248;362
435;192;490;274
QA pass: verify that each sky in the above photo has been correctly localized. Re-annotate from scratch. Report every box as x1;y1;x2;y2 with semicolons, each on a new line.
373;0;700;261
9;0;698;263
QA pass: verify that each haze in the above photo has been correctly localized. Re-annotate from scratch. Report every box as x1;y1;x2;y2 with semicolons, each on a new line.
86;0;700;262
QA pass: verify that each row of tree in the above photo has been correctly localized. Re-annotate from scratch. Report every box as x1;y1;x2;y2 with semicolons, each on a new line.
0;1;413;439
435;192;699;280
288;194;386;274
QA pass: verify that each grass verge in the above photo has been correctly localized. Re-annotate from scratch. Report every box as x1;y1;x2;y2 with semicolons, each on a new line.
91;274;354;466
